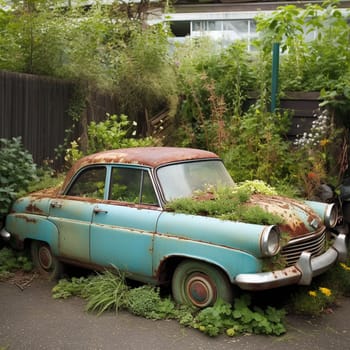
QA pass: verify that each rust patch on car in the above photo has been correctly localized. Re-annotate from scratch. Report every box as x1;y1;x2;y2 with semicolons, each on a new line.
248;194;322;238
29;187;60;198
15;214;37;224
25;203;44;215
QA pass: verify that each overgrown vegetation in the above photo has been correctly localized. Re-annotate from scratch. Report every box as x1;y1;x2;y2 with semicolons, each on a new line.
289;260;350;315
52;269;286;337
193;296;285;337
50;258;350;337
170;0;350;197
0;137;37;221
166;181;284;225
0;0;177;143
256;1;350;95
1;1;349;197
0;247;33;280
64;113;159;165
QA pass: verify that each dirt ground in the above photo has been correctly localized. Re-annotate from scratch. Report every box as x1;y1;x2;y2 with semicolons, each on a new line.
0;272;350;350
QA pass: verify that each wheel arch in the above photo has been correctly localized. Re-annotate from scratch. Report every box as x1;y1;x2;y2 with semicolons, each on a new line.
6;214;59;255
156;254;233;286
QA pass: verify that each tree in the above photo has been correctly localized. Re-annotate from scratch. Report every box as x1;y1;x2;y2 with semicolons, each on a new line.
1;0;177;148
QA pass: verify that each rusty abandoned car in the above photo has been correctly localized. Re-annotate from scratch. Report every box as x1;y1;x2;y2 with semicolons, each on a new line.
1;147;348;308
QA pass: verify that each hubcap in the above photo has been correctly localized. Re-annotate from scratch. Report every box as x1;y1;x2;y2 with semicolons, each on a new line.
38;246;53;270
186;274;216;308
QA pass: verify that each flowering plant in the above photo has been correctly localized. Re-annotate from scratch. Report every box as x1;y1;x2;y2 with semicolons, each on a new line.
340;262;350;272
301;286;334;314
293;108;342;198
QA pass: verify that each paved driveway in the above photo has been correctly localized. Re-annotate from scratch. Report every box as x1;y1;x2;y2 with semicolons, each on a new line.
0;277;350;350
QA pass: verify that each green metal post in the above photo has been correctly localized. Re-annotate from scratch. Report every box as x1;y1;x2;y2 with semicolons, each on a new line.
271;43;280;113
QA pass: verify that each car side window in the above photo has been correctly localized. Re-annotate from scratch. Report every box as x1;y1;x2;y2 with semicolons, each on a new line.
66;167;106;199
109;167;158;205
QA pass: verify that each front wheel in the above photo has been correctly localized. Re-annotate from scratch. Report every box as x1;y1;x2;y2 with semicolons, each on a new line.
30;241;63;280
171;260;233;308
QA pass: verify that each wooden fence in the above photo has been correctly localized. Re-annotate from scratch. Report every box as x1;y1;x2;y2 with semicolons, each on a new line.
279;91;320;139
245;91;320;139
0;71;321;168
0;71;74;166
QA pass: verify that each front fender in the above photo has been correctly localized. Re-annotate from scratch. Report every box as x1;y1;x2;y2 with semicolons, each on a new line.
153;233;262;283
153;212;270;282
156;212;270;257
5;213;59;255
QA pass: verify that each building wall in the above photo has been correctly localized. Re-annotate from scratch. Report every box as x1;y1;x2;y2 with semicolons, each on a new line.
147;0;350;47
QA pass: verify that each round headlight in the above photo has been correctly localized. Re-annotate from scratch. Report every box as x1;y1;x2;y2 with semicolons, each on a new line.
260;226;281;257
325;203;338;228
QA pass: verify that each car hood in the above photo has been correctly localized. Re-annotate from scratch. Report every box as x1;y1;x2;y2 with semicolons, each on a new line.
248;194;323;238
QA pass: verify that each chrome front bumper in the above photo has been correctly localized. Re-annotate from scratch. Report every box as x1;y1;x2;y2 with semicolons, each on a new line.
235;233;348;291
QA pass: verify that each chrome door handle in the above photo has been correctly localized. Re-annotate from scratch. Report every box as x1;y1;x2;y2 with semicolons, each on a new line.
51;201;62;208
93;207;108;214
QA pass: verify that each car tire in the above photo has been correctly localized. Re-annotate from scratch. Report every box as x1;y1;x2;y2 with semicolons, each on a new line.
171;259;233;308
30;241;63;280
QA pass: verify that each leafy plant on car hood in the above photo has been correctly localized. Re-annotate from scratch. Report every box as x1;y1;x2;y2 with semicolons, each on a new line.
166;180;284;226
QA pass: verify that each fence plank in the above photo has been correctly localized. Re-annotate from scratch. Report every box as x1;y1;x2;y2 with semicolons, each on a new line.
0;71;74;167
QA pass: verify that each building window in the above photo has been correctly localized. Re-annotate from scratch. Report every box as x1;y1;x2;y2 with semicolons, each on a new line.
170;21;191;37
189;19;257;49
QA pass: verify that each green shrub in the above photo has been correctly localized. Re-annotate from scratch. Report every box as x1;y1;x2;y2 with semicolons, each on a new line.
65;114;160;165
192;296;286;337
221;106;293;187
52;276;94;299
127;285;177;320
26;169;65;193
0;137;37;219
172;40;256;151
0;247;33;280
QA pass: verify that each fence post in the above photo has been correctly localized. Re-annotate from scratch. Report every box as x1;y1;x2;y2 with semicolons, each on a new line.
271;42;280;113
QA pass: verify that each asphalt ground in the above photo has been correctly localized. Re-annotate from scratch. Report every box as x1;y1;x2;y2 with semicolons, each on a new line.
0;274;350;350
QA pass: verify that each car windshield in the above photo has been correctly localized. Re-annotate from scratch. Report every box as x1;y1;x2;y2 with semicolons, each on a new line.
157;160;235;202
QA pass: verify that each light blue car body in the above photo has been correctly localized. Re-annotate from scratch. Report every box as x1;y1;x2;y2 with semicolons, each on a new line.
2;147;348;292
6;195;264;284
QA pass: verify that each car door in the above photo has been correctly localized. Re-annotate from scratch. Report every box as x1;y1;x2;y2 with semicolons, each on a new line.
90;165;162;279
49;166;107;262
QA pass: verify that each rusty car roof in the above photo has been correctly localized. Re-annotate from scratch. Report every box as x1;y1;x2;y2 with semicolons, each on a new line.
75;147;218;168
61;147;219;192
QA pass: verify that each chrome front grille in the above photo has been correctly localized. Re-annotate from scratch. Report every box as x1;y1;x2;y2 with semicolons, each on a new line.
280;230;327;266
